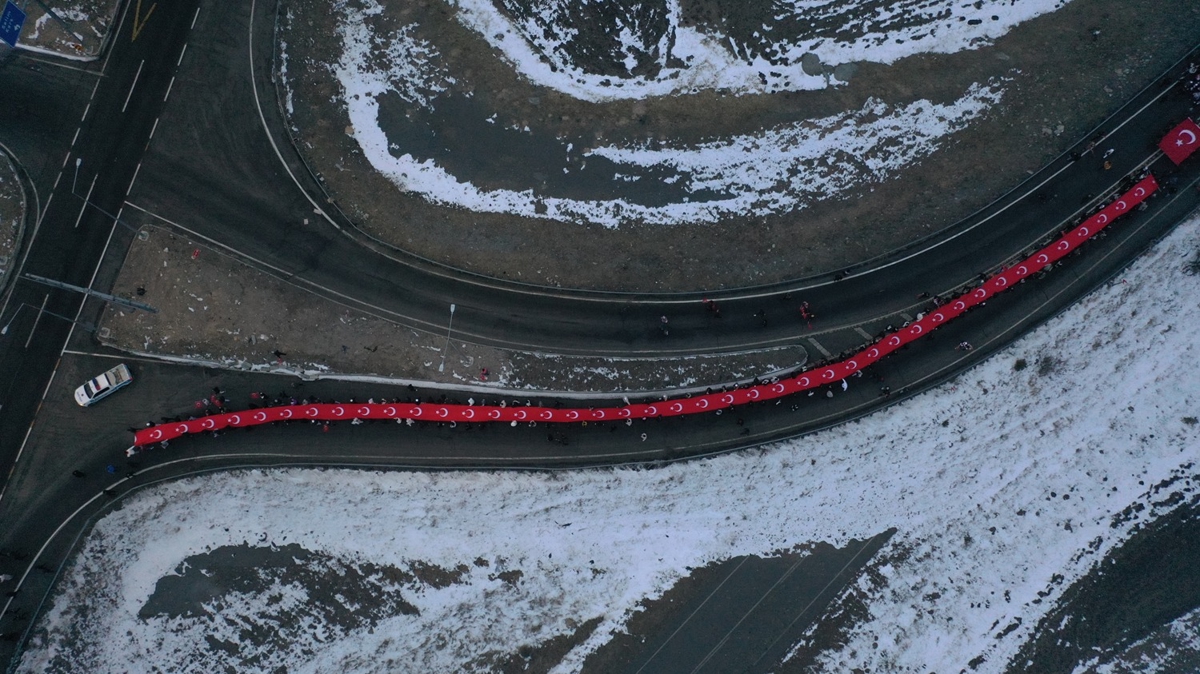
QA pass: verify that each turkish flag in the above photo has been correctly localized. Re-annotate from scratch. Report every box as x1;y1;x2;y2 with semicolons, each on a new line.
1159;118;1200;165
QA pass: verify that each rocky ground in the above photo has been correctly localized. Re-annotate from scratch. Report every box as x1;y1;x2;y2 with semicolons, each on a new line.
97;226;804;392
276;0;1200;291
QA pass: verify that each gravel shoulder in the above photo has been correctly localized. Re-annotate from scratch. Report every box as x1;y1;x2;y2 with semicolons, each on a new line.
277;0;1200;292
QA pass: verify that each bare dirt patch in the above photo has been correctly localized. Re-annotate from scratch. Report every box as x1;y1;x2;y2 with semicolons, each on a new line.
97;226;804;389
14;0;120;61
276;0;1200;291
0;151;23;292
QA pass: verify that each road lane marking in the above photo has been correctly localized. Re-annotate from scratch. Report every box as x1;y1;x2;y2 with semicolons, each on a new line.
806;337;832;358
125;163;142;197
148;117;159;141
191;6;200;29
853;326;872;340
74;175;98;228
70;127;80;147
23;295;49;349
121;60;144;113
131;0;156;41
163;75;175;102
176;42;188;66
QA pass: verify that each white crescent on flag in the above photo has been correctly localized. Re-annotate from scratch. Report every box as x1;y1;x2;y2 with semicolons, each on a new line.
411;407;422;417
1096;213;1108;224
1134;187;1146;197
463;409;475;419
384;406;396;416
357;407;370;417
647;405;659;414
888;335;902;346
722;394;735;404
150;429;163;440
1115;200;1127;211
1180;129;1197;145
973;288;987;299
333;407;345;417
620;408;632;417
846;360;858;370
798;376;811;387
253;413;267;422
544;411;556;420
307;407;319;417
1036;254;1050;264
1017;265;1028;276
867;349;879;359
514;409;526;420
593;410;606;418
746;390;759;400
202;419;216;430
281;409;293;419
910;325;923;335
566;410;579;420
822;369;835;380
671;403;683;412
996;277;1008;288
772;383;785;393
932;313;944;323
436;408;449;418
697;399;708;409
1057;241;1070;252
953;301;966;311
1078;227;1089;237
489;409;501;419
229;415;241;425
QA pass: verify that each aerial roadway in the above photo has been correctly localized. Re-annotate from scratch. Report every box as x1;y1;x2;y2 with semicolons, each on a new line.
0;0;1196;665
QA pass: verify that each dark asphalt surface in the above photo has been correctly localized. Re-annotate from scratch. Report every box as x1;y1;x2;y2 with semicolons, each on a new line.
0;0;1197;669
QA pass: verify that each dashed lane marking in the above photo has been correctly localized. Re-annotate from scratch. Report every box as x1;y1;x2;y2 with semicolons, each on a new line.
806;337;832;358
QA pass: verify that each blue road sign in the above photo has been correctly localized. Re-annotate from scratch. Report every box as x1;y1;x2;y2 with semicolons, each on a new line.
0;1;26;48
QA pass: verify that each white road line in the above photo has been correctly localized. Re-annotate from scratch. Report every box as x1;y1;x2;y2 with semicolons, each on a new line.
81;102;90;121
101;0;138;74
21;56;100;76
52;171;61;190
70;127;80;147
162;75;175;103
74;175;98;228
806;336;832;358
60;152;71;169
148;116;159;141
853;326;872;340
23;294;49;349
121;60;144;113
900;312;914;322
191;6;200;29
88;76;101;102
126;163;142;197
176;42;188;66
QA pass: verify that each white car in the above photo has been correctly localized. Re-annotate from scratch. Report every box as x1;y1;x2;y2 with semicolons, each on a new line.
74;363;133;407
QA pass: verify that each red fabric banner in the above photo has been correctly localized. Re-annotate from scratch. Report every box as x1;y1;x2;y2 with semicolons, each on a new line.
133;175;1159;447
1160;118;1200;165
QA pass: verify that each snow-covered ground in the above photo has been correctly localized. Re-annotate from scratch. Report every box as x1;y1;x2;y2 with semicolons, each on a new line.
451;0;1067;101
17;210;1200;672
323;0;1058;226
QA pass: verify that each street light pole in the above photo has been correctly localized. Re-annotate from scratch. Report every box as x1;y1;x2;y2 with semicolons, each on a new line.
72;157;81;193
438;303;456;373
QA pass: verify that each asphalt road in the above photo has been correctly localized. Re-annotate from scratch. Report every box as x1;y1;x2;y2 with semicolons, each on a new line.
0;0;1197;669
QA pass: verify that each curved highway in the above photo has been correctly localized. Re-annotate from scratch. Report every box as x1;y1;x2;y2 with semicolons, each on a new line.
0;0;1197;668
